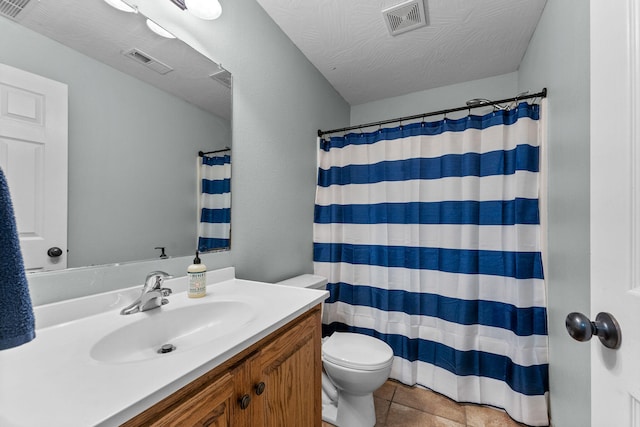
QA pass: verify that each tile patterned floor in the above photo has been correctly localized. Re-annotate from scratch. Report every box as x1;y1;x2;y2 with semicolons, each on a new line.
322;380;528;427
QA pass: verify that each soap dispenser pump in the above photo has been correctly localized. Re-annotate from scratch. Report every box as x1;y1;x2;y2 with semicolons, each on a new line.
187;251;207;298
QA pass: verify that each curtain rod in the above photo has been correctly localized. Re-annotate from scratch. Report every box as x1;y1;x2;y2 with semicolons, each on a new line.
317;88;547;138
198;147;230;157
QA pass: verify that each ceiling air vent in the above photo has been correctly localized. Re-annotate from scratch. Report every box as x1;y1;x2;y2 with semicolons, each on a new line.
122;48;173;75
382;0;427;36
210;67;232;88
0;0;32;20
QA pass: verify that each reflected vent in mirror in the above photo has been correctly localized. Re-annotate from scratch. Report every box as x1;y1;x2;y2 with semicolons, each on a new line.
122;48;174;75
210;67;231;88
0;0;33;20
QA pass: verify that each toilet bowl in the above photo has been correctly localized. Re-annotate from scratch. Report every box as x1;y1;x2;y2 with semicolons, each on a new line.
277;275;394;427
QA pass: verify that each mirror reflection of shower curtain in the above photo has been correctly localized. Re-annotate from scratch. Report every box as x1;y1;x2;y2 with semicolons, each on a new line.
314;102;548;426
198;154;231;251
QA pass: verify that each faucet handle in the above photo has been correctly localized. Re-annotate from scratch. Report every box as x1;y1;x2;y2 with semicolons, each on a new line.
144;271;173;291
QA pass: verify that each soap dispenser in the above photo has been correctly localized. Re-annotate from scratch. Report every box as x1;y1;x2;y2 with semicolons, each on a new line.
187;251;207;298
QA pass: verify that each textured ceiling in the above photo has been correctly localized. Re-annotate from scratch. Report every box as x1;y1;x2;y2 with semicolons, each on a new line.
6;0;231;120
5;0;546;113
255;0;547;105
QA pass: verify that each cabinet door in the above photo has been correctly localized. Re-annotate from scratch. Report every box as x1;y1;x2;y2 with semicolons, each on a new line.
232;351;258;426
135;372;235;427
252;311;322;427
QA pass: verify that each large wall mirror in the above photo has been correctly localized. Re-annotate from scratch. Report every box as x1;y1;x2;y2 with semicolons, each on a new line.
0;0;232;272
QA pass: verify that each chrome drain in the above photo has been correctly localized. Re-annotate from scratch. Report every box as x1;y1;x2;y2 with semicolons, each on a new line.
157;344;176;354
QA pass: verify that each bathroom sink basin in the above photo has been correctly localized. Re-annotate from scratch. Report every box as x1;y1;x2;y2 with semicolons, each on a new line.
90;301;256;364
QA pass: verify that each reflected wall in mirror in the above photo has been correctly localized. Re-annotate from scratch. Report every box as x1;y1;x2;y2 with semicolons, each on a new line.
0;0;232;271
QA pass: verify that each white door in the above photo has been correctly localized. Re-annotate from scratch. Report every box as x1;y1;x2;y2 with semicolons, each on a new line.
0;63;68;272
590;1;640;425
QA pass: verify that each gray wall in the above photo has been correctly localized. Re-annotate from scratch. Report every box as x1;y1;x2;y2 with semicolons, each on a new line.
23;0;350;304
518;1;591;426
0;18;230;268
220;3;350;283
351;72;518;125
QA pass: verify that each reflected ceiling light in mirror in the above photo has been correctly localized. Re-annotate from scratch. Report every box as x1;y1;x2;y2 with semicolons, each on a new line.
103;0;137;13
146;19;177;38
184;0;222;20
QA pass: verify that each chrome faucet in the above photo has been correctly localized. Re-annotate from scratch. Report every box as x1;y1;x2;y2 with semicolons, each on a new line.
120;271;173;315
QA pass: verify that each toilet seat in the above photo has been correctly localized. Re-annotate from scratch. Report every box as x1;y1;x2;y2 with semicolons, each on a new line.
322;332;394;371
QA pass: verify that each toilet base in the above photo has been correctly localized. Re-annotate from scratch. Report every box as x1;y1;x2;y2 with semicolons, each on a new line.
321;397;338;425
321;388;376;427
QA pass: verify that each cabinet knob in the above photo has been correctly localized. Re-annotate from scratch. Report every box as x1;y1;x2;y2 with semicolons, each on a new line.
238;394;251;410
255;382;266;395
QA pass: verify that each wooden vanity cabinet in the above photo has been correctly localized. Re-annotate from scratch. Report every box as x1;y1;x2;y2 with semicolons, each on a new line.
249;307;319;426
138;372;236;426
122;305;322;427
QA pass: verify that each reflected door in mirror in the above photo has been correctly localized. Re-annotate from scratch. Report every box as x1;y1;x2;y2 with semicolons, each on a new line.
0;63;68;271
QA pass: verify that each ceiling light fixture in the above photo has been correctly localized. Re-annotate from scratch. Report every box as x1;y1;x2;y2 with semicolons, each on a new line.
103;0;137;13
104;0;220;40
146;19;176;38
184;0;222;20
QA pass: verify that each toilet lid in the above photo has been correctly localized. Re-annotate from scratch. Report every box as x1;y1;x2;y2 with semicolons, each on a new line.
322;332;394;371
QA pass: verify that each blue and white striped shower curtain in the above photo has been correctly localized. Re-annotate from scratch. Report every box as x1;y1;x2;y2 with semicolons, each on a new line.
198;154;231;251
314;102;548;426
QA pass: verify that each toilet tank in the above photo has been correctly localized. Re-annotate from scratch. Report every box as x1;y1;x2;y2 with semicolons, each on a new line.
276;274;327;290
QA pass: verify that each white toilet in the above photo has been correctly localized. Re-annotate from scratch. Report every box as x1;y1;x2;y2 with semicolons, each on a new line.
277;274;394;427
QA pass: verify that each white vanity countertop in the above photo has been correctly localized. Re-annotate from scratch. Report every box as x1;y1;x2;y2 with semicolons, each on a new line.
0;267;328;427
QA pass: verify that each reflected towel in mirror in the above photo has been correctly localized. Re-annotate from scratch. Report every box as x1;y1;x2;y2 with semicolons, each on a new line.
0;167;35;350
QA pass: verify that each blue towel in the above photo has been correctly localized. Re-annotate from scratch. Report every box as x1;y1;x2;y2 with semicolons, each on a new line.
0;167;35;350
